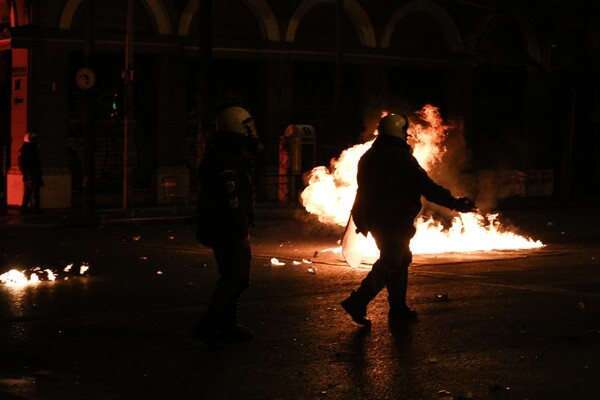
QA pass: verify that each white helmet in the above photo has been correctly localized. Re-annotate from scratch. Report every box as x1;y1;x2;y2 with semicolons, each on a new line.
215;106;257;137
377;114;409;140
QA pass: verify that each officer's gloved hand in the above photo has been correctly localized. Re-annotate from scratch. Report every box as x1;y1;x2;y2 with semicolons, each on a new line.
454;197;477;213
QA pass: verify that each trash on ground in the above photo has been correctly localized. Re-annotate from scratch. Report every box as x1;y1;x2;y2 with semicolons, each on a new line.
435;293;449;302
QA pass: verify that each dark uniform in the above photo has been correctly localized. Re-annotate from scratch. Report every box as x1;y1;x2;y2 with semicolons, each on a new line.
342;115;476;326
194;118;258;344
18;136;43;214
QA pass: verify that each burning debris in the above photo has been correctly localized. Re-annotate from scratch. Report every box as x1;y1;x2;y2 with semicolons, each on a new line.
300;104;544;259
1;263;91;287
0;268;53;285
64;263;90;275
268;257;317;273
270;258;286;266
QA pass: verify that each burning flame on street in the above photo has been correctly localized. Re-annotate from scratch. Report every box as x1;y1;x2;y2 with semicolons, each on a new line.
300;105;543;257
1;263;91;287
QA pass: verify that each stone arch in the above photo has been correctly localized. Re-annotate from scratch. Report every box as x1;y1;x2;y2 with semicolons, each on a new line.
468;9;541;63
512;11;541;62
285;0;376;48
178;0;280;41
380;0;462;52
59;0;79;29
59;0;173;34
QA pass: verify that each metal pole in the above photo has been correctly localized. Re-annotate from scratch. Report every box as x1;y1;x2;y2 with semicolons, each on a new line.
333;0;344;143
196;0;212;168
561;89;577;199
123;0;134;215
82;0;95;216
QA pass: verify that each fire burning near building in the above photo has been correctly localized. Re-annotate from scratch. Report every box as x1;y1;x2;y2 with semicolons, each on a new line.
300;104;544;261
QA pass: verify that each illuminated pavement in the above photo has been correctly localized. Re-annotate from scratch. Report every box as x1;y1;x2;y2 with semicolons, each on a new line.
1;204;600;399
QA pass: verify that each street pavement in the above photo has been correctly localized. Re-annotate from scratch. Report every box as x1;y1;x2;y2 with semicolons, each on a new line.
1;203;600;400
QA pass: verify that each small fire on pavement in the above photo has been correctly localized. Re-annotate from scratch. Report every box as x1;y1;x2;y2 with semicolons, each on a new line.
0;263;91;287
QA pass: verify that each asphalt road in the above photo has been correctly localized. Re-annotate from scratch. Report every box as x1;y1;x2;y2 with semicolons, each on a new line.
1;205;600;400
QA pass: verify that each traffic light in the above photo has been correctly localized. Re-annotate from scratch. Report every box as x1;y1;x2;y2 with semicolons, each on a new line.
108;87;123;119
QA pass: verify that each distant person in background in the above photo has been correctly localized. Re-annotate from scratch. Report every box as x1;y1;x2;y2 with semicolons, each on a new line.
193;106;262;346
18;132;44;214
341;113;477;327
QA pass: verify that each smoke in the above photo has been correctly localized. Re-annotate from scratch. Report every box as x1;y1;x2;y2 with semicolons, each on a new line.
397;109;475;222
425;116;475;191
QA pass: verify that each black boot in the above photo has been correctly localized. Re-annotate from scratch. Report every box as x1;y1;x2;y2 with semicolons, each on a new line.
341;291;371;327
218;297;253;342
386;265;415;325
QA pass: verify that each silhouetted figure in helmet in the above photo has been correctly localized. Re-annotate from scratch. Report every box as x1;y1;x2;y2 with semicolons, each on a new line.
341;113;477;327
18;132;44;214
193;106;262;346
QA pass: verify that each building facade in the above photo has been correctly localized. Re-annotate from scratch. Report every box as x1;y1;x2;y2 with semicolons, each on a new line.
1;0;599;210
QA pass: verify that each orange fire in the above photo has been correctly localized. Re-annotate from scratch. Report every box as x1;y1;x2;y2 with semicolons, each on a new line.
0;268;57;286
300;105;543;258
0;263;91;287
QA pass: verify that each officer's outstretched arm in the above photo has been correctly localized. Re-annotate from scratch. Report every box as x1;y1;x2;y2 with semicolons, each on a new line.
453;197;478;213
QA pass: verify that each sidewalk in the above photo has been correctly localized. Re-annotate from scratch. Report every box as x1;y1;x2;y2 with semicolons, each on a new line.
0;201;303;228
0;206;191;228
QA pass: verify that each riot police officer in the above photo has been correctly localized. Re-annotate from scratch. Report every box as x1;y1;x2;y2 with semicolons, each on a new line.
193;106;261;345
341;113;477;327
